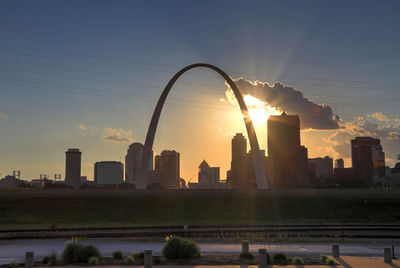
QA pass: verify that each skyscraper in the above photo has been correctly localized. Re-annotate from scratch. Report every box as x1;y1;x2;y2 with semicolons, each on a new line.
125;143;153;185
267;112;308;187
160;150;180;189
65;148;81;188
335;158;344;169
94;161;124;185
351;137;385;185
231;133;248;188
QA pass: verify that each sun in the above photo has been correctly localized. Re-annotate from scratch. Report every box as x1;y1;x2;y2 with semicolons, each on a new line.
243;95;281;125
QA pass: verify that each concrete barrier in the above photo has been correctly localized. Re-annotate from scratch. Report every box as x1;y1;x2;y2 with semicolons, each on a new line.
258;248;267;268
242;240;249;254
144;250;152;268
384;248;392;264
332;244;340;258
25;252;33;268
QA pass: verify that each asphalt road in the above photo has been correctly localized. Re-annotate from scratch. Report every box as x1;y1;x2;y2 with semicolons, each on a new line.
1;238;400;264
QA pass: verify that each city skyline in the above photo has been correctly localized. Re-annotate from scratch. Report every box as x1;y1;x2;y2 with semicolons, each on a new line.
1;1;400;182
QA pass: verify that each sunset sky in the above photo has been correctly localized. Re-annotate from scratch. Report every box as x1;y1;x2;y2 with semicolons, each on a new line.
1;0;400;182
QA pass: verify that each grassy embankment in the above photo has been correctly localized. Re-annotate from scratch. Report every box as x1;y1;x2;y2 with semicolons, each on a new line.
1;188;400;230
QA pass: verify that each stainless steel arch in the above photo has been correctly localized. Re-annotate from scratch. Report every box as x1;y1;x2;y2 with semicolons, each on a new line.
136;63;268;189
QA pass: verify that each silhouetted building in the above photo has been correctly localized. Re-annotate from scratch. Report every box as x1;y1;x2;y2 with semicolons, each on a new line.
160;150;180;189
308;156;333;181
372;143;385;177
231;133;247;188
333;167;354;185
268;112;308;187
65;148;81;188
335;158;344;169
0;175;23;190
189;160;221;189
125;143;153;185
351;137;385;186
94;161;124;185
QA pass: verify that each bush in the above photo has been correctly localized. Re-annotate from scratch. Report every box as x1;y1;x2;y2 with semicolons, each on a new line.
320;254;328;262
87;256;99;265
273;253;288;264
124;256;134;264
62;243;101;263
9;262;18;268
112;250;123;260
132;251;144;259
159;256;167;264
48;253;57;265
42;256;50;264
293;256;304;265
162;236;201;259
327;258;335;265
239;252;254;259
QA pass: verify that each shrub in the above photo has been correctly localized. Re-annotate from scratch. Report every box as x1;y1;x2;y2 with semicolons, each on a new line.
48;253;57;266
266;253;272;264
62;242;101;263
327;258;335;265
9;262;18;268
239;252;254;259
132;251;144;259
159;256;167;264
273;253;288;264
42;256;50;264
87;256;99;265
124;256;134;264
293;256;304;265
320;254;328;262
162;236;201;259
112;250;123;260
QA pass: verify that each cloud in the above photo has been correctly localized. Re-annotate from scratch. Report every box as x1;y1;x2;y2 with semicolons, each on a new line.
369;112;389;122
0;112;9;120
324;114;400;166
225;78;342;130
77;124;87;131
102;127;133;143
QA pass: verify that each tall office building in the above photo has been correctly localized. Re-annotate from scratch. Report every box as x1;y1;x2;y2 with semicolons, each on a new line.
308;156;333;180
125;143;153;185
94;161;124;185
160;150;180;189
267;112;308;187
65;148;81;188
335;158;344;169
189;160;220;189
231;133;248;188
351;137;385;186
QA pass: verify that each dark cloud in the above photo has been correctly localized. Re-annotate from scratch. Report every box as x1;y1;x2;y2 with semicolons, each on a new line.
228;78;342;130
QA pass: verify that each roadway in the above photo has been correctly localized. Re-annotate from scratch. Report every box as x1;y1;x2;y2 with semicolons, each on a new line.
1;237;400;264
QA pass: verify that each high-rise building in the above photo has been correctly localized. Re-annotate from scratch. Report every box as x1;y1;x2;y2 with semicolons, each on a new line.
160;150;180;189
351;137;385;186
372;143;385;177
94;161;124;185
125;143;153;185
335;158;344;169
308;156;333;180
65;148;81;188
231;133;248;188
267;112;308;187
189;160;221;189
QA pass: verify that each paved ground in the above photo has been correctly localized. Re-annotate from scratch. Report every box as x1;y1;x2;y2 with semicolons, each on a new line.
1;238;400;265
34;257;400;267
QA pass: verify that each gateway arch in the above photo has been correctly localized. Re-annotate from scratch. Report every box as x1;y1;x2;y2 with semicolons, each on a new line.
136;63;268;189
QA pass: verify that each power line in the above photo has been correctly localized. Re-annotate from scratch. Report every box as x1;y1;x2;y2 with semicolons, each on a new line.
1;42;400;88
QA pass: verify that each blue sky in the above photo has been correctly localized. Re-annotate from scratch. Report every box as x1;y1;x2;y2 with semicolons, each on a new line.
1;0;400;181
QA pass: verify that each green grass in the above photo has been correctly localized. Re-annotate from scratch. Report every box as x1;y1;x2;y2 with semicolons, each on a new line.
1;188;400;230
